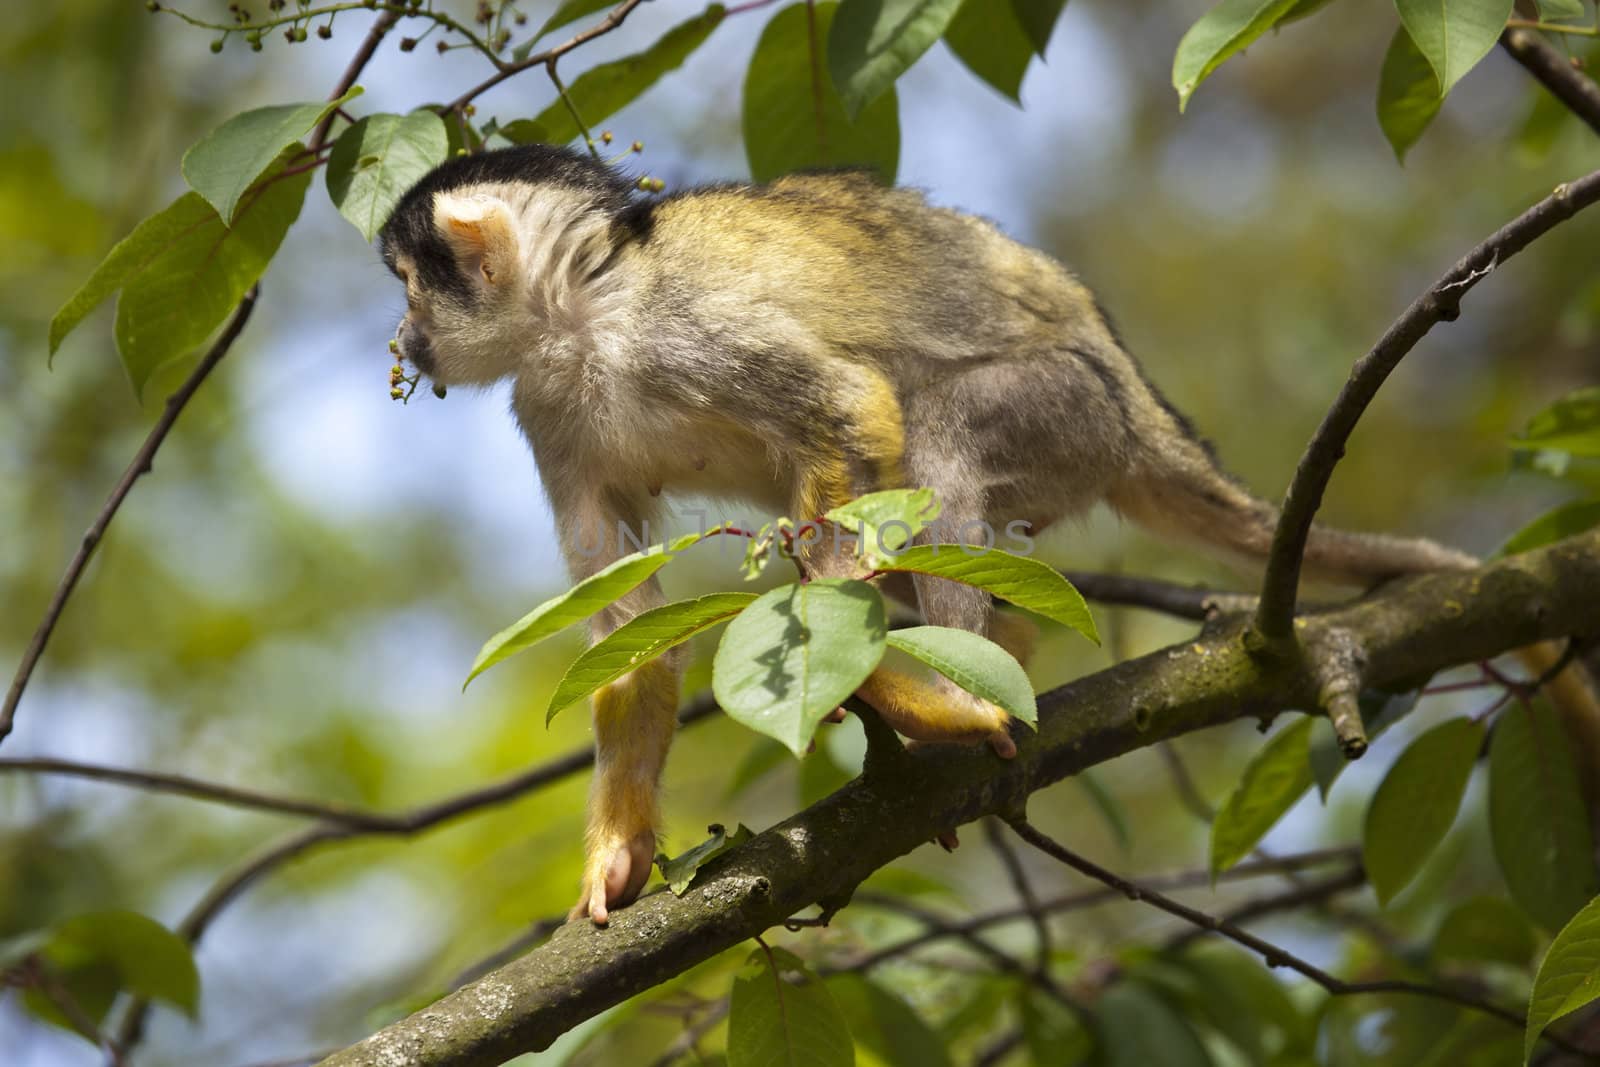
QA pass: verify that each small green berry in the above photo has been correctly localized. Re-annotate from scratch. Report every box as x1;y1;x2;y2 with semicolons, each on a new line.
388;338;400;354
292;26;307;41
390;387;405;400
145;1;161;12
210;38;225;53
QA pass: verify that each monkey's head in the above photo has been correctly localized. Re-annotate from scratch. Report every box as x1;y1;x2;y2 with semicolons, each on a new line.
378;144;641;388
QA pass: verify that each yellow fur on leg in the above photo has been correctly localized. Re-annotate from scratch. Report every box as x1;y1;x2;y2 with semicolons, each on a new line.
573;658;679;925
858;668;1016;758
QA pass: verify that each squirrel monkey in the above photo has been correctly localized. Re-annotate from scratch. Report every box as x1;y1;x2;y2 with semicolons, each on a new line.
378;145;1592;925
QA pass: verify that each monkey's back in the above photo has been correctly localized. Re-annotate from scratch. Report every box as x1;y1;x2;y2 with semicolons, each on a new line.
635;172;1109;375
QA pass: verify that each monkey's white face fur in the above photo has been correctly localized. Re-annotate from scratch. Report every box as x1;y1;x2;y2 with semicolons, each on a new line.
389;182;628;389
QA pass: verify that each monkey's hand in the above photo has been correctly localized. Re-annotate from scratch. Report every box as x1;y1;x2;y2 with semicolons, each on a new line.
859;669;1017;758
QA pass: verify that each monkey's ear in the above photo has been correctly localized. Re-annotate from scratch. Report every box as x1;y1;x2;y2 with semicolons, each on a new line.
433;193;519;287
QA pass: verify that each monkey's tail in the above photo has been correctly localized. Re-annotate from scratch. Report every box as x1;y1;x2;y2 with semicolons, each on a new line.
1108;414;1600;813
1106;426;1478;586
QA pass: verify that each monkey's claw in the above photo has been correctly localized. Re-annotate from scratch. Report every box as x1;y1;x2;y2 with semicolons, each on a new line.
570;830;656;926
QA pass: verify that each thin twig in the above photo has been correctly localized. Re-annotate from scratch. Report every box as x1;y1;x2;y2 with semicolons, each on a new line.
1004;819;1594;1058
973;1029;1025;1067
836;893;1075;1007
982;817;1052;970
0;758;402;827
843;846;1358;972
448;917;564;991
1059;570;1253;621
311;10;402;151
1255;167;1600;639
1163;865;1366;951
109;695;719;1060
1;290;259;747
1503;27;1600;135
443;0;649;114
1156;741;1216;822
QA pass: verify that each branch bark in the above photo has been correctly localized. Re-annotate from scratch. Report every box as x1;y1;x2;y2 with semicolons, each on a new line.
1501;27;1600;137
1255;167;1600;639
319;528;1600;1067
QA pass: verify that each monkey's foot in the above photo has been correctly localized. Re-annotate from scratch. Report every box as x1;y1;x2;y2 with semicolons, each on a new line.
570;829;656;926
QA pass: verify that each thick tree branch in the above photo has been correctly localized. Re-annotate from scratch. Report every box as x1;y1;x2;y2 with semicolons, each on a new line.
319;529;1600;1067
1255;167;1600;639
1;290;259;746
1502;27;1600;136
108;699;720;1058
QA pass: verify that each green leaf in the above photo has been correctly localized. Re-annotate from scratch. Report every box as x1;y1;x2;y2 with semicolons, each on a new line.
823;488;940;555
532;0;618;45
465;529;717;686
1094;981;1213;1067
713;578;887;755
1175;944;1311;1061
1010;0;1070;55
877;545;1098;644
325;111;449;242
498;119;550;145
1377;25;1444;163
1525;894;1600;1063
1308;688;1420;801
1020;987;1092;1066
827;0;964;119
45;911;199;1018
1490;700;1598;932
744;3;901;183
1280;0;1343;21
727;736;793;799
826;974;953;1067
944;0;1034;103
728;946;855;1067
182;88;361;223
545;592;755;722
1433;896;1538;968
1395;0;1516;96
884;625;1037;725
1536;0;1588;20
1210;716;1313;876
656;823;755;895
1077;769;1131;850
1364;716;1485;906
1513;387;1600;458
49;151;310;396
533;6;725;145
1497;499;1600;557
1171;0;1299;112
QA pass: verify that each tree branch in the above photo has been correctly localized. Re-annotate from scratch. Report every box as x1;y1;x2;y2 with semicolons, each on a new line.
1004;819;1591;1058
107;699;720;1059
1058;569;1254;621
1254;167;1600;639
317;528;1600;1067
442;0;649;114
1502;27;1600;137
1;289;259;747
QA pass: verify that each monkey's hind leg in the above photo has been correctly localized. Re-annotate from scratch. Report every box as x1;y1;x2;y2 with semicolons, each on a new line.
572;656;679;925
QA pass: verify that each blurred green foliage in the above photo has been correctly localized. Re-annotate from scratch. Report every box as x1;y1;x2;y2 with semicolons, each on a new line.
2;1;1599;1064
